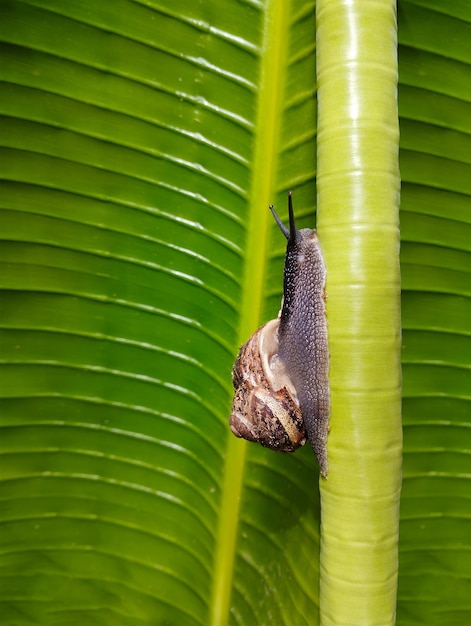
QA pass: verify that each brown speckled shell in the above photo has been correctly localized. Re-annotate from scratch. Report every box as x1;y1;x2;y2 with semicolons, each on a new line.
230;319;306;453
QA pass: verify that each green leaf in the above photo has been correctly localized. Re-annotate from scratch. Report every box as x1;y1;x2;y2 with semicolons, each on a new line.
397;1;471;625
1;0;470;625
0;1;319;624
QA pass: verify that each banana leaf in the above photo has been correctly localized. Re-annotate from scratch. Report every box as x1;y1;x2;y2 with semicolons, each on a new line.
0;0;470;624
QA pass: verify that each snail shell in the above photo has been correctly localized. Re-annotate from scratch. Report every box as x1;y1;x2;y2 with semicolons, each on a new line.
230;318;307;452
229;192;330;476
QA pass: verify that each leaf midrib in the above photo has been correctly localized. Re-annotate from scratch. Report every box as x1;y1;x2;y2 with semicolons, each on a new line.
209;1;291;624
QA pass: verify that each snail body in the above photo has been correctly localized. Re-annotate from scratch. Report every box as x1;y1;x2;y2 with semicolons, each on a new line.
230;193;330;476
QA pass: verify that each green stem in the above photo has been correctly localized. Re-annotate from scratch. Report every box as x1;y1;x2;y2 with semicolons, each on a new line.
316;1;402;623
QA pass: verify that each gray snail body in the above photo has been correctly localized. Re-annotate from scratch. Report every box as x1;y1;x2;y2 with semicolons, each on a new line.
230;193;330;476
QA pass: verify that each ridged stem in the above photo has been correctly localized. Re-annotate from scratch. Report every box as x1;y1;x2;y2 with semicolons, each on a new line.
316;1;402;624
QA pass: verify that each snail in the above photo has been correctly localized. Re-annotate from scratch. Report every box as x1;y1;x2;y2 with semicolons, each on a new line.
230;192;330;476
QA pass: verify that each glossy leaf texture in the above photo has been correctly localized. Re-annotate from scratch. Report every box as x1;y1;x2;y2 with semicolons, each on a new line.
0;1;320;625
0;1;470;626
397;1;471;625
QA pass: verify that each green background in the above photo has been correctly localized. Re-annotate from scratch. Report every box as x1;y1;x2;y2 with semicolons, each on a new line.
0;1;470;624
